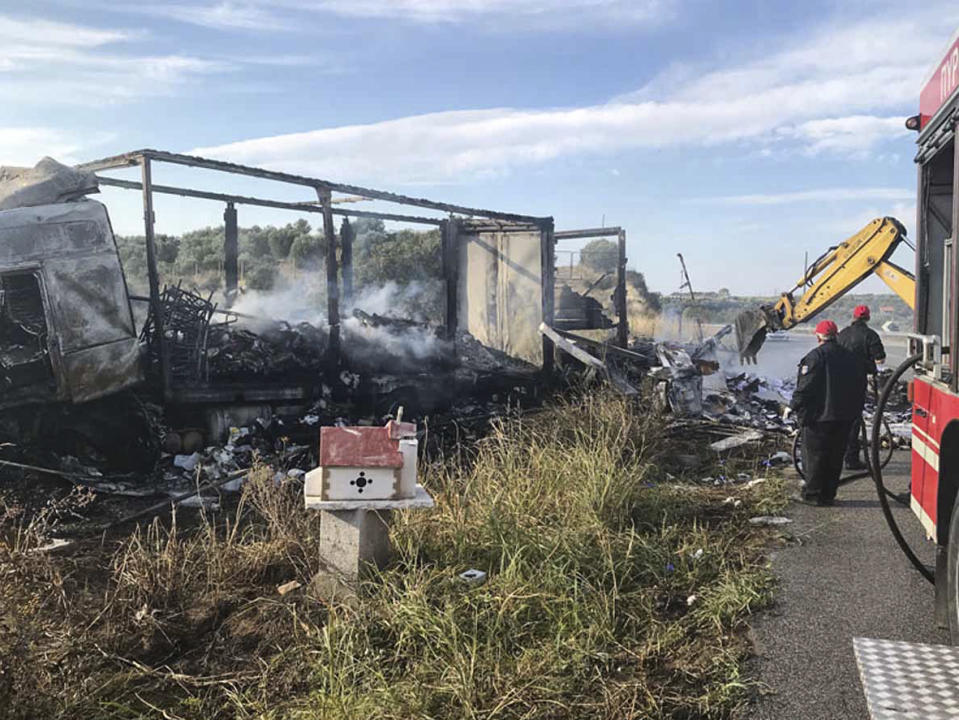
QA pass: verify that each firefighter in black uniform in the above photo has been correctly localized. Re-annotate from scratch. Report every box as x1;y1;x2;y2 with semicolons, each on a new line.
837;304;886;470
788;320;866;505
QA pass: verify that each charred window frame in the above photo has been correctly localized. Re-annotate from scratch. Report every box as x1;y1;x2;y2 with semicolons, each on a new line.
0;270;56;400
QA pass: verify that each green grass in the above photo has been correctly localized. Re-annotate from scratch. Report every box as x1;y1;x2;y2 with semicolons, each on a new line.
0;391;788;719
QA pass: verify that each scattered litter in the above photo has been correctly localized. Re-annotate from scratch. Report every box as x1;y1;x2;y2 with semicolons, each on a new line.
709;430;763;452
744;478;767;489
749;515;792;526
686;594;698;606
767;451;791;466
173;452;200;471
277;580;302;595
32;538;72;553
458;569;488;585
723;497;743;507
220;476;245;492
177;494;219;511
692;548;704;561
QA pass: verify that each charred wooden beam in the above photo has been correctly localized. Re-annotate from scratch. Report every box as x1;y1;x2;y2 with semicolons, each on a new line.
319;188;340;367
223;202;238;307
140;157;171;399
340;217;354;306
441;219;458;340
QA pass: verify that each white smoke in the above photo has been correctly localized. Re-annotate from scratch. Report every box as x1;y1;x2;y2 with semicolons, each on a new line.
345;280;449;361
231;284;325;325
228;280;450;364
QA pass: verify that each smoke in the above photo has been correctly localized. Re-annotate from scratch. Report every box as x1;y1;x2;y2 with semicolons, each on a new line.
228;279;451;368
232;284;325;325
346;279;444;324
344;281;450;364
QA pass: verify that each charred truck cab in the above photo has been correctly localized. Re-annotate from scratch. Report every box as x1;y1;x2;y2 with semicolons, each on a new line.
0;200;141;408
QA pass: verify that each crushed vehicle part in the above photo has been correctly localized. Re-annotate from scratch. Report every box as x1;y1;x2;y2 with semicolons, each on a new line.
0;157;98;210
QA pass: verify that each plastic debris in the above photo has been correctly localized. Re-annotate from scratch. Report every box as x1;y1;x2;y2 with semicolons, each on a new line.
458;569;487;585
277;580;302;595
749;515;792;526
173;452;200;471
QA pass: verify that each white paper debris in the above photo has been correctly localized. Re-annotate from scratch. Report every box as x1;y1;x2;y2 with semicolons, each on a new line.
458;569;487;585
748;515;792;526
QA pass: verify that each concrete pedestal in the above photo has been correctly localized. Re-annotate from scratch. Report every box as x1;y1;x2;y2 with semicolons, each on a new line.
318;508;393;581
310;485;435;583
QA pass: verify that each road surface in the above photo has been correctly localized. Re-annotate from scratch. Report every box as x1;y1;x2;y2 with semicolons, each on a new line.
749;455;947;719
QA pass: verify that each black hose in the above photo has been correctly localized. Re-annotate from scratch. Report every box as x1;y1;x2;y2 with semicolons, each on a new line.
870;352;934;584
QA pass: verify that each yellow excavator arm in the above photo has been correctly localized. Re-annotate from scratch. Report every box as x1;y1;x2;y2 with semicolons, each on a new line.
735;217;914;362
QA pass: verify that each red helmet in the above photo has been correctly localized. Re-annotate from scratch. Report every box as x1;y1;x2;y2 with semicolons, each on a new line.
854;304;870;320
815;320;838;337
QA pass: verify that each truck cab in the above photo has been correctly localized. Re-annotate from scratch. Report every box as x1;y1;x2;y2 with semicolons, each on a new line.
0;200;142;410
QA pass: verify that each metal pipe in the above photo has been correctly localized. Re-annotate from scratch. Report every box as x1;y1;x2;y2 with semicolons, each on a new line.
80;149;550;225
554;227;624;240
94;176;444;226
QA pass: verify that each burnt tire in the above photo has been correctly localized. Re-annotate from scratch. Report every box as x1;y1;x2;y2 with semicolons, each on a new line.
946;490;959;643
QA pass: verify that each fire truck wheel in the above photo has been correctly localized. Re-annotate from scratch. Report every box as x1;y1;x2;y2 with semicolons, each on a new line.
945;491;959;643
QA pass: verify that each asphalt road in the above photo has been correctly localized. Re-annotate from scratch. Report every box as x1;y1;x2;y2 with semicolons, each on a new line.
749;454;948;720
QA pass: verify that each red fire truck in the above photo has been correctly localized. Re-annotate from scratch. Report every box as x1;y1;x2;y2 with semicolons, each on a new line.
900;25;959;638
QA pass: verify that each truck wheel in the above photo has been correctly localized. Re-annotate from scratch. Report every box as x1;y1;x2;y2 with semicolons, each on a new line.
945;491;959;643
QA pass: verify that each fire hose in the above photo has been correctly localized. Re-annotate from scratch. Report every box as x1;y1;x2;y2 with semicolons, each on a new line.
870;352;935;584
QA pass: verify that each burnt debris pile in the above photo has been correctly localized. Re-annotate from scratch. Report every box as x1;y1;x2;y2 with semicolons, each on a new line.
207;322;329;382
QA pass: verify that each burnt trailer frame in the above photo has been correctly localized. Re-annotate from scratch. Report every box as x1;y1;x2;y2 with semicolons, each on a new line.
553;226;629;347
77;149;556;402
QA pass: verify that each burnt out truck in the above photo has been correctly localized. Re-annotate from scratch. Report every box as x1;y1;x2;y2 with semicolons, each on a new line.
0;151;580;470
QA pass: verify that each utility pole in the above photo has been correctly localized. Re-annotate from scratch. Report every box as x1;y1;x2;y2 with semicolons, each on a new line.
677;253;704;343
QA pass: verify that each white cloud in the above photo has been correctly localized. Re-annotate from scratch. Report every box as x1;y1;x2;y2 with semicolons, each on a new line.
300;0;674;26
189;8;955;184
701;187;915;206
138;2;295;31
776;116;910;155
134;0;675;31
0;13;237;105
0;128;89;166
0;15;133;47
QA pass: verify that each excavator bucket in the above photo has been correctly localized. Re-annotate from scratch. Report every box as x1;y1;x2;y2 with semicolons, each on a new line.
734;309;768;364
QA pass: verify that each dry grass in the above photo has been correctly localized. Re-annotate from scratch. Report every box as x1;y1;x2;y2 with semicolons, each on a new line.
0;392;787;719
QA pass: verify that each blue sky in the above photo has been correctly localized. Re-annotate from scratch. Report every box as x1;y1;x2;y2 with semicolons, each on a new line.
3;0;958;293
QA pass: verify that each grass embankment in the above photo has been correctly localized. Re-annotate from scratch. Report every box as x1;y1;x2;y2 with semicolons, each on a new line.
0;392;787;719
